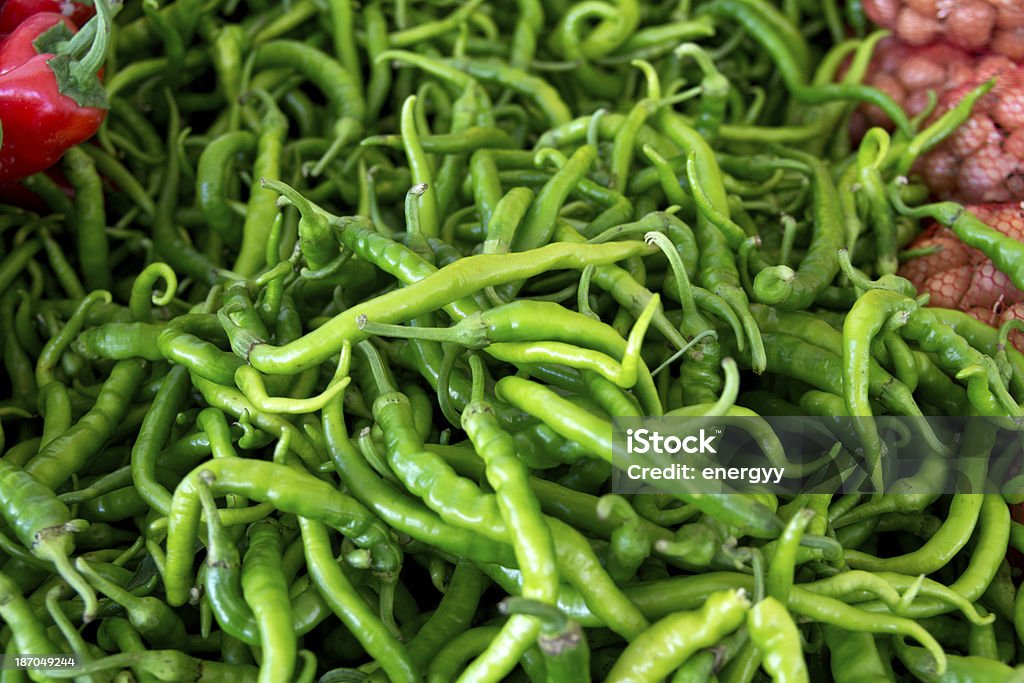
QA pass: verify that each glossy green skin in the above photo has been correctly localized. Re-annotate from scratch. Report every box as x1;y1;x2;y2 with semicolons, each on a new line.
457;400;557;681
753;150;845;311
64;147;111;292
496;374;782;539
748;597;808;683
823;626;890;683
912;201;1024;293
767;509;812;603
300;517;418;683
240;521;295;683
0;570;59;678
605;590;749;682
708;0;911;134
195;131;255;248
244;239;649;374
165;459;401;606
323;394;514;565
405;563;487;668
198;483;329;647
11;2;1024;680
896;637;1024;683
512;145;595;252
0;459;76;580
902;310;1020;418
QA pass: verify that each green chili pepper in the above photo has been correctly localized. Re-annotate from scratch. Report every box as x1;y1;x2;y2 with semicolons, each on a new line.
748;596;808;683
165;459;401;606
0;459;96;623
606;589;750;682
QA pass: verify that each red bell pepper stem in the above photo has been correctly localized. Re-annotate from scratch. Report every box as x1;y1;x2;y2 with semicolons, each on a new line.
38;0;112;97
65;0;111;76
0;0;112;183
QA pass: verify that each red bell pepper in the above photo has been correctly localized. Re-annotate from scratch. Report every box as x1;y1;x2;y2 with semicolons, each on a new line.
0;12;75;73
0;0;110;184
0;0;94;33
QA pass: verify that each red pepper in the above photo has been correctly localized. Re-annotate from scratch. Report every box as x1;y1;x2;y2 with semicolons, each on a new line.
0;12;75;74
0;0;94;33
0;0;110;184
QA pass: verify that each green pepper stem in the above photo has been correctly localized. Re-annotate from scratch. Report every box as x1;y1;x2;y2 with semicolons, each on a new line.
357;314;488;348
651;330;717;378
499;596;569;634
310;117;363;177
837;249;876;291
895;574;925;614
468;354;486;403
620;294;660;388
632;58;661;100
798;534;843;561
779;214;796;268
674;43;728;97
235;365;351;415
263;178;321;223
685;151;747;248
644;231;698;321
41;652;136;678
73;0;114;78
75;557;145;613
896;79;994;175
43;544;98;624
355;341;396;395
704;357;740;416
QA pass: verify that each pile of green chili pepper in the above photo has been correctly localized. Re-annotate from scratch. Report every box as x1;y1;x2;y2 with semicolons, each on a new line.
3;0;1024;681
